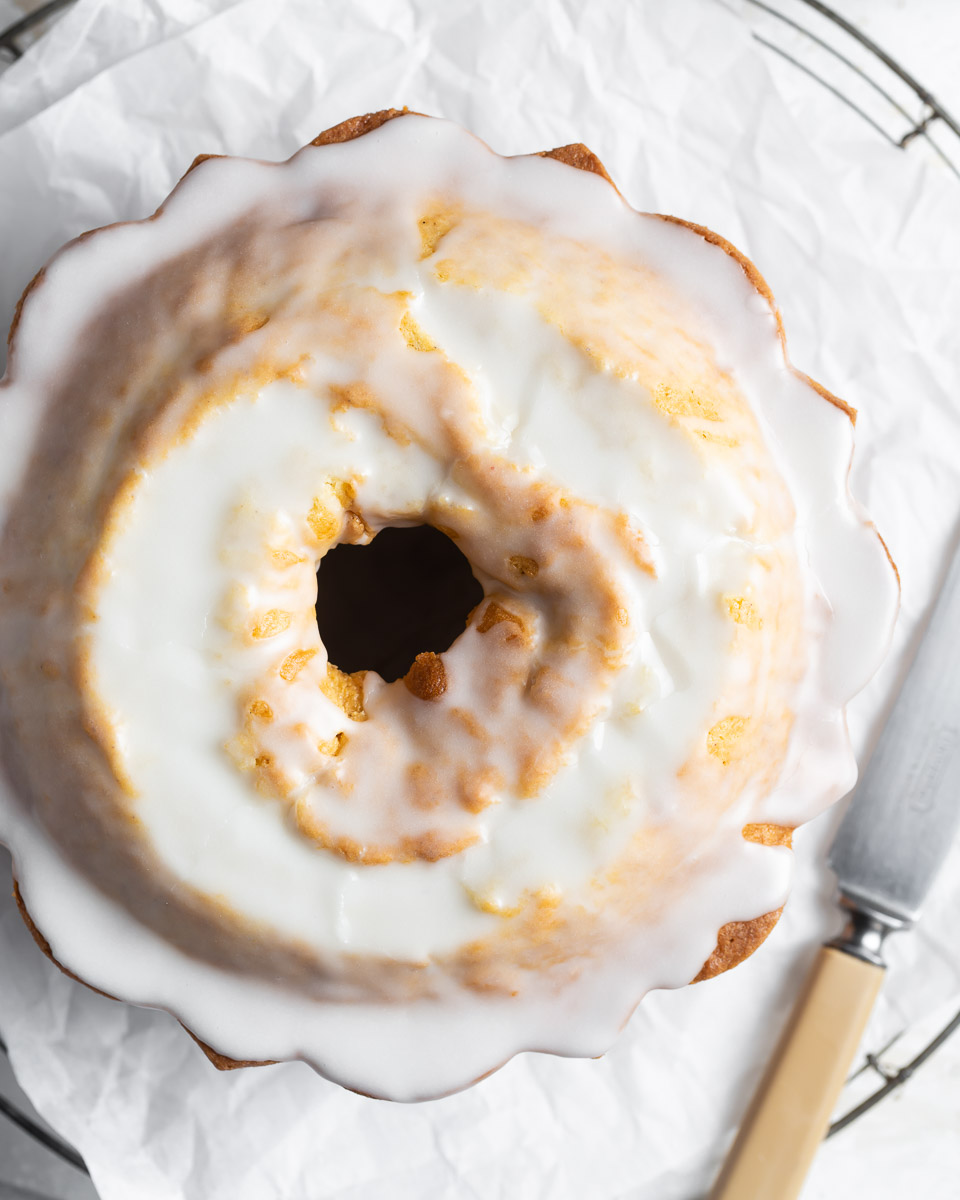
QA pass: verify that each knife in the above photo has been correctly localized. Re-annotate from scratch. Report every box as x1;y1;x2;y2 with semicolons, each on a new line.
712;544;960;1200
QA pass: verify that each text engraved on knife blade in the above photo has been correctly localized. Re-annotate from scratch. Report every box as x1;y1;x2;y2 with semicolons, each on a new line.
906;723;960;816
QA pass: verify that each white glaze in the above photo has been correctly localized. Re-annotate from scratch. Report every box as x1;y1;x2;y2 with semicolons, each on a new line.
0;116;898;1099
87;356;737;957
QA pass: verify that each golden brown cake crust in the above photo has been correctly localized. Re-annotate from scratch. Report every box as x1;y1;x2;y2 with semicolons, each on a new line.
693;823;793;982
539;143;614;183
311;108;415;145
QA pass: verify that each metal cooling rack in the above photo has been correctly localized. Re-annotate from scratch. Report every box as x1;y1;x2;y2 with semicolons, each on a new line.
743;0;960;179
1;0;959;1189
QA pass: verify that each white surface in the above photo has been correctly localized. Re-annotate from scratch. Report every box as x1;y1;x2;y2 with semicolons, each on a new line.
0;0;958;1197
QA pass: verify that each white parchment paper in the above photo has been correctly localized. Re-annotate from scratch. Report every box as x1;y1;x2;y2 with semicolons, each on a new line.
1;1;959;1196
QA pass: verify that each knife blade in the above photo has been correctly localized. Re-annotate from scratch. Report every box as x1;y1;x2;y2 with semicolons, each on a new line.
828;538;960;946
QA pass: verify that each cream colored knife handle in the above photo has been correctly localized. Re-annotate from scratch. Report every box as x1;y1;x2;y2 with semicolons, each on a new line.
711;946;885;1200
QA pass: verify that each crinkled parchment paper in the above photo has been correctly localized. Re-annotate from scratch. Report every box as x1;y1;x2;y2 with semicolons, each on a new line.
1;1;959;1196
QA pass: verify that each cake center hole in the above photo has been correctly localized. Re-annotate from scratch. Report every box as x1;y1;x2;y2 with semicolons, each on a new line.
315;525;484;683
